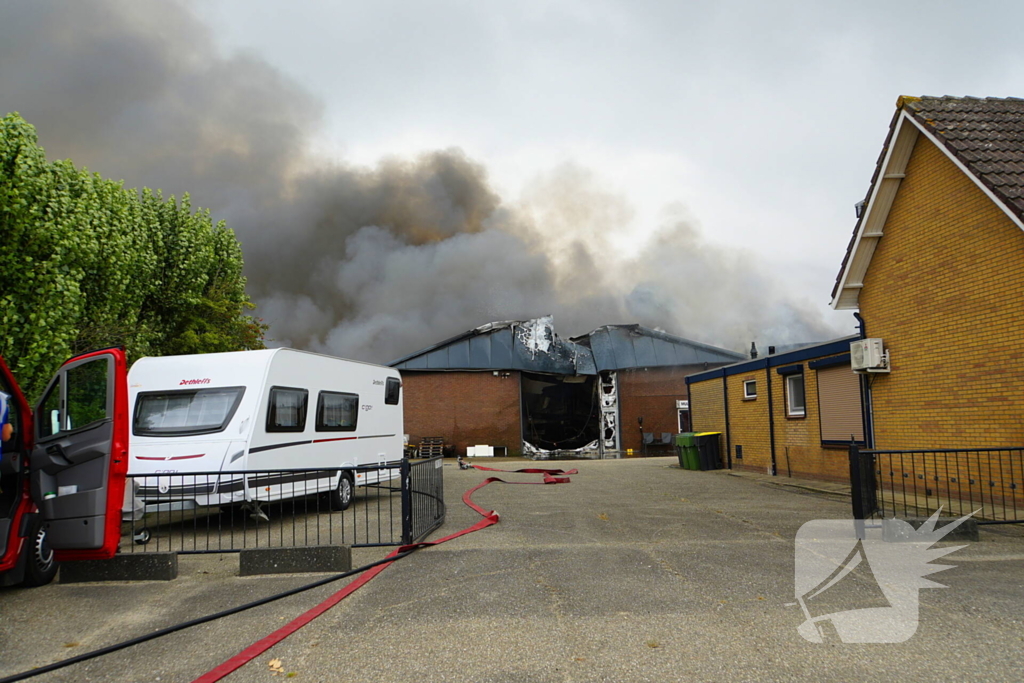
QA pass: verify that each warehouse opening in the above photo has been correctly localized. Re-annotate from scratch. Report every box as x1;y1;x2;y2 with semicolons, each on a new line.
520;372;599;450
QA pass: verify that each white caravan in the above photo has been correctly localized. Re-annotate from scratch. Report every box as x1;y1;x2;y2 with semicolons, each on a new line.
127;348;403;511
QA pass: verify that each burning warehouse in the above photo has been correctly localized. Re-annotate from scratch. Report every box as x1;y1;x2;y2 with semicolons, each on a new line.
390;316;744;457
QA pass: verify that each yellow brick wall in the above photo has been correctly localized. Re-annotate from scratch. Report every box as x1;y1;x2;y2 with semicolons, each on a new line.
726;369;773;474
859;135;1024;449
689;378;726;435
689;356;859;482
772;360;853;483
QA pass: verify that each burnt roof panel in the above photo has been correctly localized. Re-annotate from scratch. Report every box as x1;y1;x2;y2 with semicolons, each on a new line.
391;319;743;374
425;348;449;369
584;328;618;370
631;332;659;367
468;334;491;367
403;353;429;370
447;338;471;368
490;329;514;370
651;335;681;365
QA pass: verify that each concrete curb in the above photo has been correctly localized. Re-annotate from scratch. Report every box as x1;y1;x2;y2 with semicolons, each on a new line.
59;552;178;583
239;545;352;576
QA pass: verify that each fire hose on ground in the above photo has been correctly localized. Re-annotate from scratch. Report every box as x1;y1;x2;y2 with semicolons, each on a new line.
0;461;577;683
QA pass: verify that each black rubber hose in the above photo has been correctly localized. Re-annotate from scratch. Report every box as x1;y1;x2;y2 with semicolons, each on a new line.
0;548;419;683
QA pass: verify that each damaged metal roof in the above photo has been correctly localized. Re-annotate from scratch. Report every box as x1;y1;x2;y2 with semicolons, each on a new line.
389;317;743;375
572;325;746;371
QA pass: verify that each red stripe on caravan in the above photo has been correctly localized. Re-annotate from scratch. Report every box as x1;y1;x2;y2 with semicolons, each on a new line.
312;437;358;444
134;454;206;461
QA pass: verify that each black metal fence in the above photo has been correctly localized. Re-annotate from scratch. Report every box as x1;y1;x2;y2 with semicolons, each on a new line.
850;445;1023;524
404;456;445;543
121;457;446;554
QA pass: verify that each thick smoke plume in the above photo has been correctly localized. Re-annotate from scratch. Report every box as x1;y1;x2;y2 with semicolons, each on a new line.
0;0;845;363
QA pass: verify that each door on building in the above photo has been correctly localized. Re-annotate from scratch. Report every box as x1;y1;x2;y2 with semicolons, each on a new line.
678;410;690;433
676;400;690;433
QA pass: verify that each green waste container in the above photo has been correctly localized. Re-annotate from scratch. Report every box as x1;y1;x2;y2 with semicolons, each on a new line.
683;446;700;470
676;433;696;469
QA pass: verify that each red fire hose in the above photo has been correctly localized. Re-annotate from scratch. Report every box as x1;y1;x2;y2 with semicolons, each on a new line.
192;463;577;683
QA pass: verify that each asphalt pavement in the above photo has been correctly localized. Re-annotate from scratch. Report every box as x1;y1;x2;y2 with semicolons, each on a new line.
1;457;1022;682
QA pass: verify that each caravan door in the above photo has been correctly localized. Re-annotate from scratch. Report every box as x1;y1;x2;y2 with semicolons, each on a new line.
30;349;128;561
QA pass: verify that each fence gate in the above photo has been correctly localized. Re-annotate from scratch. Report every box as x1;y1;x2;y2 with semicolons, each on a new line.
121;457;446;554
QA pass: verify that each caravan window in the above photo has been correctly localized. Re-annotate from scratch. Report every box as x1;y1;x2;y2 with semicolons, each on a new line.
134;387;245;437
267;387;308;432
384;377;401;405
316;391;358;431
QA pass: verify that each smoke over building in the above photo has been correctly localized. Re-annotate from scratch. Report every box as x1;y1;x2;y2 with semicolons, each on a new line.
0;0;846;364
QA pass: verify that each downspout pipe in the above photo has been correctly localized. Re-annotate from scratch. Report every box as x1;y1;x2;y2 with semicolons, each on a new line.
766;365;777;475
723;374;732;469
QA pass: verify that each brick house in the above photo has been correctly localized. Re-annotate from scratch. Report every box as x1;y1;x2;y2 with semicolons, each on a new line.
686;338;864;481
391;317;743;457
831;96;1024;450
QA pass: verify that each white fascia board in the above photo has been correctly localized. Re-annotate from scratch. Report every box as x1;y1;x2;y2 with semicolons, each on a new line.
832;109;1024;311
830;110;919;310
904;115;1024;233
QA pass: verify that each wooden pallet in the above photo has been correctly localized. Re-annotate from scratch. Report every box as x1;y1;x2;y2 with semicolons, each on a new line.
417;437;445;459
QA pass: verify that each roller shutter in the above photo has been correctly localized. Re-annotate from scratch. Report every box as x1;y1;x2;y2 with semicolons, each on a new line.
816;365;863;443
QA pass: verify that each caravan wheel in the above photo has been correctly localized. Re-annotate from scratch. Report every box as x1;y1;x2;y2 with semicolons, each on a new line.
330;473;354;511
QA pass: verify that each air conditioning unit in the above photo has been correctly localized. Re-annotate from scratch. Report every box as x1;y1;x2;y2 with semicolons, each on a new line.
850;338;890;373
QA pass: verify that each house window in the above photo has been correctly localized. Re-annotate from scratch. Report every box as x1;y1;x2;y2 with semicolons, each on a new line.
267;387;308;432
316;391;358;431
743;379;757;399
786;374;806;417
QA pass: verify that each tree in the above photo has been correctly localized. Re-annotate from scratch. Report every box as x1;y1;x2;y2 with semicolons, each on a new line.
0;113;264;400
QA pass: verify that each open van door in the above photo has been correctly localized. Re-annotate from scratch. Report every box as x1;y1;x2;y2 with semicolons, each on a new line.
30;349;128;561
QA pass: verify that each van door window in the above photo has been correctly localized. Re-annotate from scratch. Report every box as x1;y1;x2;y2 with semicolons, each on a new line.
316;392;358;431
267;387;308;432
65;358;109;432
384;377;401;405
37;381;61;439
134;387;245;437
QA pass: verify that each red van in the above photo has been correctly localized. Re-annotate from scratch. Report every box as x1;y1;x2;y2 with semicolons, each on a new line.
0;349;128;587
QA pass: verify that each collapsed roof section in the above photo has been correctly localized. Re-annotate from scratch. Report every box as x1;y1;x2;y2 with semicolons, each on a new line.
389;316;745;375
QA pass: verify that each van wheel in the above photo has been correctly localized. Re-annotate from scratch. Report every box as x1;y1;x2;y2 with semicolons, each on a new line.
22;517;58;587
330;473;354;511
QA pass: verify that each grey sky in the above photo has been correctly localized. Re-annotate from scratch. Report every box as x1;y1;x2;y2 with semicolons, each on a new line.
4;0;1021;361
194;0;1023;301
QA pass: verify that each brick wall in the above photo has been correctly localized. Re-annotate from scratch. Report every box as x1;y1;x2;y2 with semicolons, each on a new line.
688;355;857;482
618;365;704;454
726;369;773;474
400;371;522;456
859;135;1024;449
689;377;726;435
770;360;853;483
